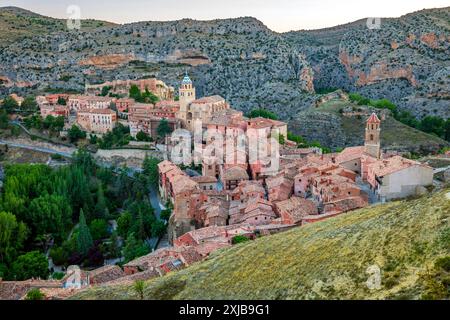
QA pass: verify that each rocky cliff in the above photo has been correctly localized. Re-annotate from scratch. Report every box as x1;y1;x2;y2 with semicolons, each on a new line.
0;10;315;118
285;7;450;118
0;6;448;125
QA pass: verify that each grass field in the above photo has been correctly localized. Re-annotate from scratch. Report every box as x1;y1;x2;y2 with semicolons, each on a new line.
73;188;450;300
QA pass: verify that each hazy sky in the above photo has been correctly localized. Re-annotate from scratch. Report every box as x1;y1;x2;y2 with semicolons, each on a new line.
1;0;449;32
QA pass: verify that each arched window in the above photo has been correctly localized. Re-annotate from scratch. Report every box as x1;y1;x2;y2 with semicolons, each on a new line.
370;134;374;141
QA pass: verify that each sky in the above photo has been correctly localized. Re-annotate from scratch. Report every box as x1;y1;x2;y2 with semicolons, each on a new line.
1;0;449;32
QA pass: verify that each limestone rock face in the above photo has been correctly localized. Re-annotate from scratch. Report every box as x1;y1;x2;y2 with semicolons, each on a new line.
0;14;314;117
79;54;135;69
0;6;448;121
284;7;450;119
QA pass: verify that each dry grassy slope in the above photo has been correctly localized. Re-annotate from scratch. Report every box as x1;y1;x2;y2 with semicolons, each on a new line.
73;189;450;300
0;6;115;47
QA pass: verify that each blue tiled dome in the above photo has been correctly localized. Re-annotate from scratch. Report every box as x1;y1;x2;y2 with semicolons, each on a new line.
182;73;192;85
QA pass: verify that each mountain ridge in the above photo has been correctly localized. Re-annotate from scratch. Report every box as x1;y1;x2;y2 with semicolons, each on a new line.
0;6;448;126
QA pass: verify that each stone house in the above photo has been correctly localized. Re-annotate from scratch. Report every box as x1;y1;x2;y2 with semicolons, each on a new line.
221;166;249;190
191;175;218;191
128;102;181;138
266;174;294;202
76;108;117;134
68;95;113;111
367;156;434;201
274;197;318;225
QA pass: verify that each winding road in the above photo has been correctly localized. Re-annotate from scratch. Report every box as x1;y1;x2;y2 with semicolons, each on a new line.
0;140;75;158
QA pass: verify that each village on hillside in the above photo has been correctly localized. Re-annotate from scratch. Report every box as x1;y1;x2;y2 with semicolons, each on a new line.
0;73;445;300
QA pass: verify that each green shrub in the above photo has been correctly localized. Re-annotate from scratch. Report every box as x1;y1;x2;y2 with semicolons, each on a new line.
232;235;250;245
51;271;65;280
435;257;450;272
49;246;69;266
25;288;45;300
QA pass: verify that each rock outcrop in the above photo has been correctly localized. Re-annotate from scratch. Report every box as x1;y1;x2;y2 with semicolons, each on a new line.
285;7;450;118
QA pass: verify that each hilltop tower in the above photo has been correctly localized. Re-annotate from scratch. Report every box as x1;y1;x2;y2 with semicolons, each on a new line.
178;73;196;124
364;113;381;159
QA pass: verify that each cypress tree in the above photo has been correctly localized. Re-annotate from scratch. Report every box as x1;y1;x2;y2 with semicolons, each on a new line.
94;184;108;219
77;209;93;256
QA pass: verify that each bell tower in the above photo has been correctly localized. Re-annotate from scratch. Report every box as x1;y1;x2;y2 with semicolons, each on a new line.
364;113;381;159
178;73;196;124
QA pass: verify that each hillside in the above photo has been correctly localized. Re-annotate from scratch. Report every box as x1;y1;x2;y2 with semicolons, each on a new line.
0;10;315;118
73;189;450;300
289;97;449;153
0;6;115;48
284;7;450;118
1;7;448;120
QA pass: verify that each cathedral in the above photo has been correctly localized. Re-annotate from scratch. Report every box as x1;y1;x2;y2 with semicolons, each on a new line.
176;73;229;131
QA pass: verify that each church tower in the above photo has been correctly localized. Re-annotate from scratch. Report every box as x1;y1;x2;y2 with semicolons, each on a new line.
178;73;196;124
364;113;381;159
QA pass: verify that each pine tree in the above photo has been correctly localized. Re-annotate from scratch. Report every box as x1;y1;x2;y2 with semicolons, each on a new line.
77;209;93;256
123;232;149;263
157;118;172;138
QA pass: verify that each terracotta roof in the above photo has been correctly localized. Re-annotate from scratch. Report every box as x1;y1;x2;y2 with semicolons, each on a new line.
69;95;113;102
116;98;135;103
78;108;116;115
205;201;229;219
102;268;160;286
123;246;201;270
183;226;228;244
194;242;231;256
155;100;180;108
192;95;225;104
247;117;287;129
368;156;431;177
275;197;318;223
323;195;368;214
178;246;203;265
88;265;124;284
222;166;249;181
157;160;177;174
367;113;381;124
336;146;365;164
266;174;293;189
191;175;218;183
244;198;274;215
171;175;199;195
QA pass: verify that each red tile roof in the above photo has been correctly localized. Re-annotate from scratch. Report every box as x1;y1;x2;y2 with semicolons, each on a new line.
367;112;381;124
